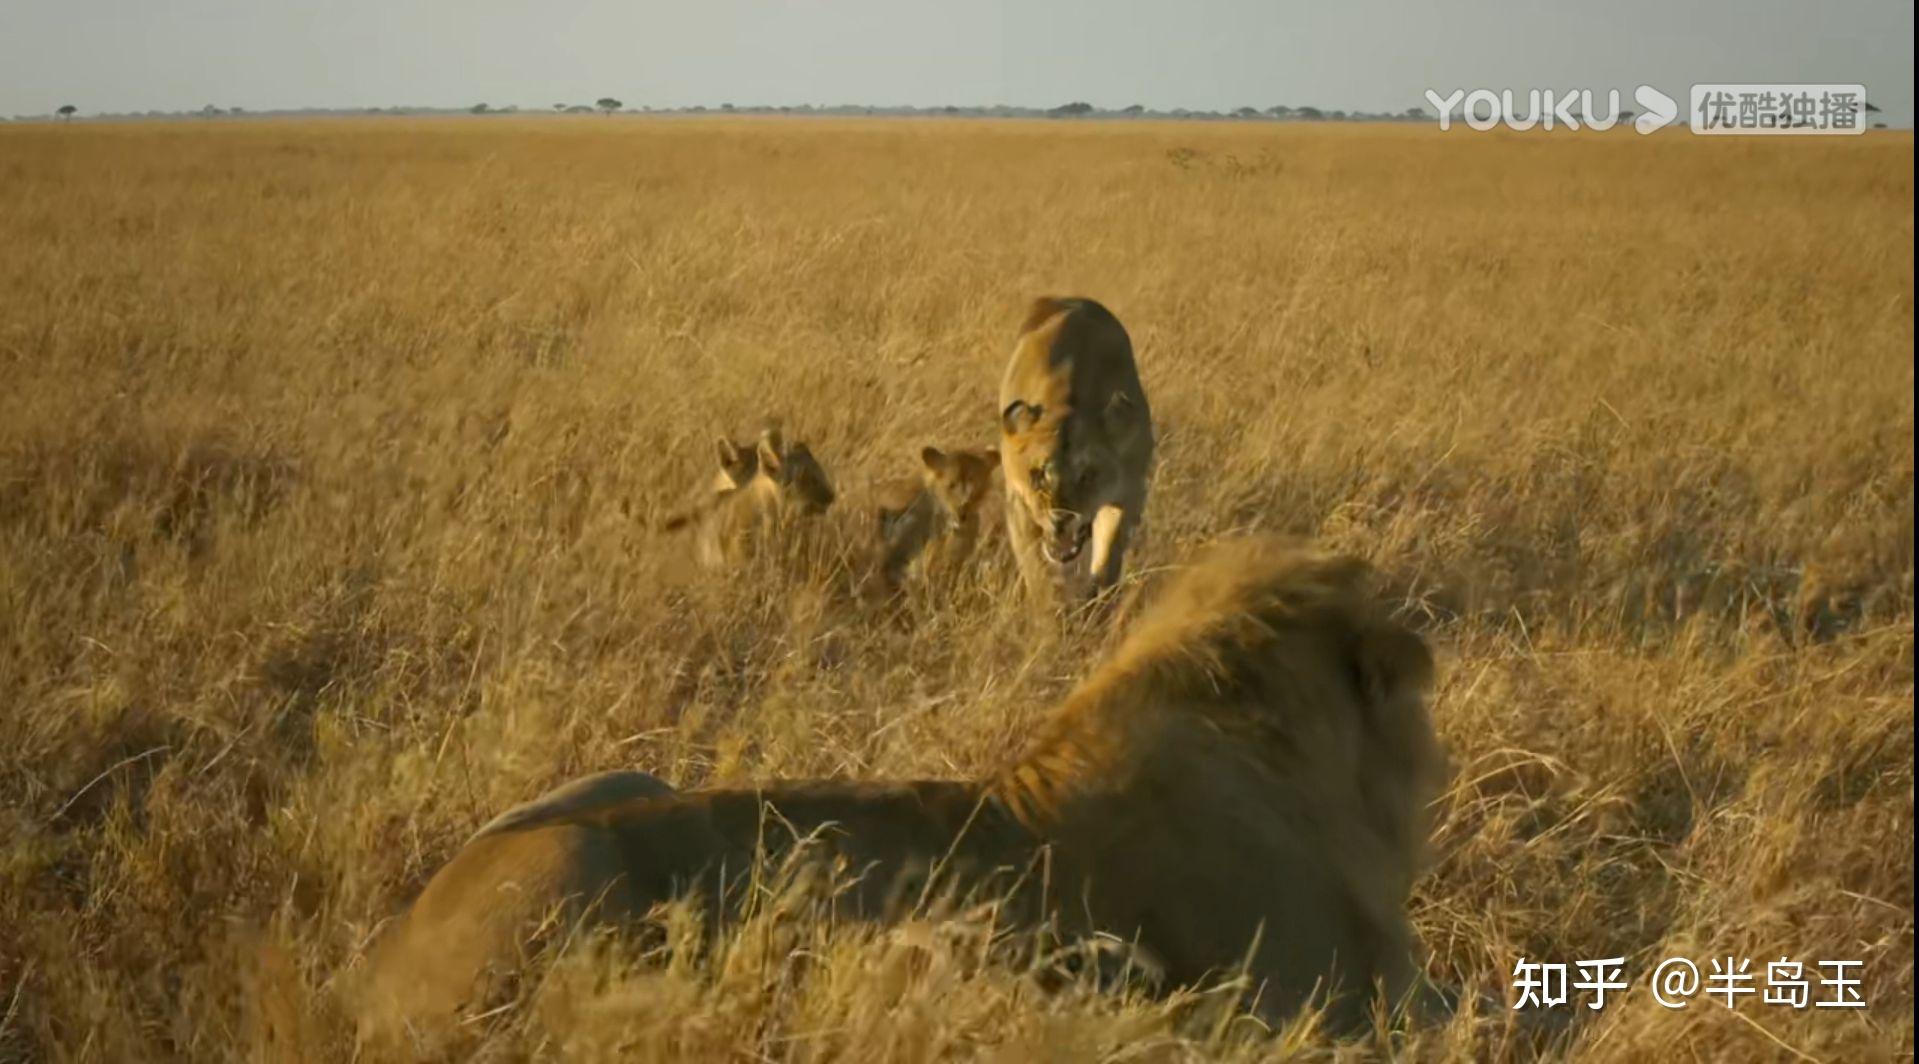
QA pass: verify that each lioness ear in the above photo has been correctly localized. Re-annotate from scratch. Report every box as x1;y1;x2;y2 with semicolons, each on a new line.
716;437;744;468
920;446;948;473
1001;400;1041;435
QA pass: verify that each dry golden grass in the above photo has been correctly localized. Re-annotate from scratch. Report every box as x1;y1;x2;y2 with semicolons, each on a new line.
0;116;1910;1061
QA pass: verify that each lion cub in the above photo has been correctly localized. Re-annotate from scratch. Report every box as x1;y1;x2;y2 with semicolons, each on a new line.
660;435;764;529
707;435;761;495
872;445;1000;591
999;296;1154;604
665;428;836;569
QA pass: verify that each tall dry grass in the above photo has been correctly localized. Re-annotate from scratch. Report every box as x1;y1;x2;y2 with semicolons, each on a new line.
0;117;1910;1061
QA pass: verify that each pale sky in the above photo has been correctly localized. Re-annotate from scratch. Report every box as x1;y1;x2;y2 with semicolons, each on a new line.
2;0;1912;123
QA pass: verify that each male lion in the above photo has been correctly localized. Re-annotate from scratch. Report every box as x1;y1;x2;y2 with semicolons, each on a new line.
662;427;836;569
871;445;1001;591
999;296;1153;604
360;537;1445;1049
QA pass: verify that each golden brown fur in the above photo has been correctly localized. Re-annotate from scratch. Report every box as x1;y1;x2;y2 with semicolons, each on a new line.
662;428;836;568
991;539;1446;1025
999;296;1154;603
708;435;761;494
873;445;1001;591
360;537;1445;1050
659;436;764;532
466;770;677;842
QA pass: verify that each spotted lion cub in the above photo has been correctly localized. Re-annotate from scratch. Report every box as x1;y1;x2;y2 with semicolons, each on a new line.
872;445;1000;592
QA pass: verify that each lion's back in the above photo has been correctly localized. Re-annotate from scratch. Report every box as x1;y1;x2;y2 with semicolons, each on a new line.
358;779;1014;1049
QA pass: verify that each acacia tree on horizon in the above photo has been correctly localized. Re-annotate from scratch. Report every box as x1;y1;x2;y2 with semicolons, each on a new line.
57;104;76;121
596;97;622;115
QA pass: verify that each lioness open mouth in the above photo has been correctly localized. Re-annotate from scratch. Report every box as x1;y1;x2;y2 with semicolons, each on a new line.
1044;524;1091;565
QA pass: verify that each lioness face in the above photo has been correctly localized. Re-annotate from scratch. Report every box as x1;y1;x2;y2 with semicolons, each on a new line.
1001;403;1117;565
920;446;999;518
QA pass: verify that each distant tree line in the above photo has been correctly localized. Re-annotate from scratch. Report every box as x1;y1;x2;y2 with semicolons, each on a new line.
28;97;1894;126
1043;100;1432;123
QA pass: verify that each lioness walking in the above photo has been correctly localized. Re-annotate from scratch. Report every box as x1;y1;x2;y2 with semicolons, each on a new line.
998;297;1153;604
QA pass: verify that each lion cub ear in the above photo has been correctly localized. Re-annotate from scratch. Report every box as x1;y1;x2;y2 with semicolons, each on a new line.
716;437;747;471
755;431;785;477
920;446;949;474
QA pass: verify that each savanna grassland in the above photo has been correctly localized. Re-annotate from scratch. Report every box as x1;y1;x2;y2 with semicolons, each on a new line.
0;117;1911;1062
